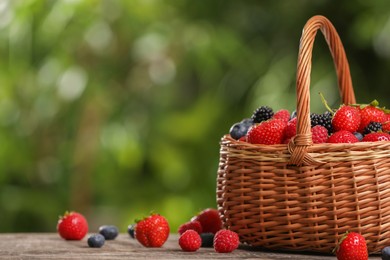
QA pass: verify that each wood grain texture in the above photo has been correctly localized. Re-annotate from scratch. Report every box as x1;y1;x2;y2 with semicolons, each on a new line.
0;233;382;259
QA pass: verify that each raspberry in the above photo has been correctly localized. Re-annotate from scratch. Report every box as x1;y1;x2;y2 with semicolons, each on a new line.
332;105;361;132
273;109;290;124
191;208;222;234
311;125;328;144
213;230;240;253
363;121;382;135
178;220;202;235
246;119;286;145
327;130;359;143
179;230;201;252
362;132;390;142
251;106;273;123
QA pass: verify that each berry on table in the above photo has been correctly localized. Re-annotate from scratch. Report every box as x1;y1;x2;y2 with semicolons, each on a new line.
332;105;361;132
229;118;253;140
213;229;240;253
57;211;88;240
251;106;274;123
87;234;105;248
99;225;119;240
246;119;286;145
327;130;359;144
178;230;201;252
335;232;368;260
200;233;214;247
135;213;170;247
191;208;222;234
178;220;202;235
382;246;390;260
128;224;135;239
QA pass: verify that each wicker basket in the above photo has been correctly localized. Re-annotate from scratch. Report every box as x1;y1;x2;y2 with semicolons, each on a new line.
216;15;390;254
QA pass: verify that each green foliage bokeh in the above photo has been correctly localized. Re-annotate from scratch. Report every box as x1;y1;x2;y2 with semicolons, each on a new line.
1;0;390;233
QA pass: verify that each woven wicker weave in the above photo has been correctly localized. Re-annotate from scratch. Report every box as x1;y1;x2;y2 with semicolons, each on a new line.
216;15;390;254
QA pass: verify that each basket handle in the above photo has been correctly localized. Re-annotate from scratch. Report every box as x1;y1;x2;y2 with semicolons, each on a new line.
288;15;356;165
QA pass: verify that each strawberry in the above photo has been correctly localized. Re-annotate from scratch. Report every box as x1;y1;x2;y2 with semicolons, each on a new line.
57;211;88;240
362;132;390;142
135;213;170;247
179;230;201;252
332;105;361;132
335;232;368;260
178;220;202;235
383;122;390;133
327;130;359;143
311;125;328;144
273;109;290;124
284;117;297;141
246;119;286;145
213;229;240;253
358;102;386;132
191;208;222;234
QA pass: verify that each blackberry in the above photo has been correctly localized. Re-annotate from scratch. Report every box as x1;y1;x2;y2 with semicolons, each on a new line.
363;121;382;135
251;106;273;123
200;233;214;248
99;225;119;240
310;111;333;133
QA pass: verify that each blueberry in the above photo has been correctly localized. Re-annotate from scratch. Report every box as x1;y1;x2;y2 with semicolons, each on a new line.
290;110;297;119
354;132;364;141
127;224;135;239
99;225;119;240
87;234;105;248
382;246;390;260
200;233;214;247
229;118;254;140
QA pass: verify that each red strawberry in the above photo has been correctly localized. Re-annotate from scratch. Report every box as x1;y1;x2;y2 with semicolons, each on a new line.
178;220;202;235
179;230;201;252
191;208;222;234
273;109;290;124
362;132;390;142
383;122;390;133
335;232;368;260
359;103;386;132
135;214;170;247
246;119;286;145
311;125;328;144
327;130;359;143
57;211;88;240
284;117;297;141
332;105;361;132
213;229;240;253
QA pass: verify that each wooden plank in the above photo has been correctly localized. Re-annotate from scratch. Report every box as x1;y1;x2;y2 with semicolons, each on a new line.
0;233;381;259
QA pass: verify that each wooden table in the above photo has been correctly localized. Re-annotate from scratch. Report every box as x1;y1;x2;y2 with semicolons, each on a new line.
0;233;382;259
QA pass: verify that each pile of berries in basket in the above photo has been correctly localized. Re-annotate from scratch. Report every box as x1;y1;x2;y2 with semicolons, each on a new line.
229;100;390;144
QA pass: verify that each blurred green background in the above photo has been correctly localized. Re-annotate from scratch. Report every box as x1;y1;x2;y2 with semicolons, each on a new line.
2;0;390;233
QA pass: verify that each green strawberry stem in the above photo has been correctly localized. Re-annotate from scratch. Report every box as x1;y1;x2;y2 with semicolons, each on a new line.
319;92;335;115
